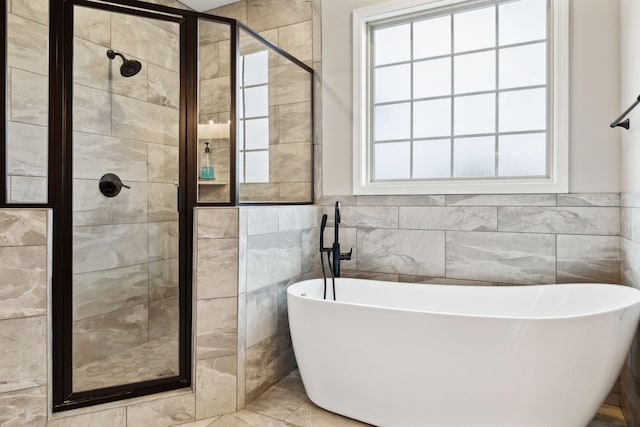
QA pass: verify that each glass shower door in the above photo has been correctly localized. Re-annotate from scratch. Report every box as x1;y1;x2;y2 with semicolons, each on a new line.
70;4;181;393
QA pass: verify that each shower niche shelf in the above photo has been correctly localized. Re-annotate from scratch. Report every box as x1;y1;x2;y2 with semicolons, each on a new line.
198;179;227;185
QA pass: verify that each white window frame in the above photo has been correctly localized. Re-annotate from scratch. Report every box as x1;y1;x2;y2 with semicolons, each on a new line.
352;0;569;195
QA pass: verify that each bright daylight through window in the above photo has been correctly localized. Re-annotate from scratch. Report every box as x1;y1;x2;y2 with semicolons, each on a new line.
353;0;568;194
239;50;270;183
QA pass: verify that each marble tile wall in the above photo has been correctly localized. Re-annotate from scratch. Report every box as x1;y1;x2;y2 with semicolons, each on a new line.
318;194;622;285
204;0;314;204
69;4;181;380
239;205;320;403
6;0;49;203
620;192;640;426
195;208;240;419
0;210;48;425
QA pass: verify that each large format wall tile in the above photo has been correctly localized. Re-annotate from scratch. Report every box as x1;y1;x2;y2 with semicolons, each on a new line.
278;20;313;63
148;143;179;183
357;229;445;276
196;355;237;419
357;195;445;206
246;0;312;32
7;122;48;177
73;6;110;47
246;231;302;291
557;193;620;207
149;221;179;261
73;223;148;273
73;263;148;320
112;94;179;145
126;393;195;427
197;208;239;239
73;132;148;182
196;297;238;360
11;0;48;25
9;176;47;204
150;258;179;301
199;77;231;115
246;285;278;348
148;63;180;109
0;246;47;320
278;205;318;231
339;206;398;229
446;194;556;206
111;14;180;72
73;179;148;227
247;208;279;236
0;210;46;246
0;316;46;393
149;183;179;222
399;206;497;231
0;386;47;426
278;102;311;143
7;13;48;76
557;235;620;283
73;84;111;136
10;69;48;126
200;42;220;81
149;296;179;340
446;231;556;284
73;303;148;368
245;332;295;402
498;207;620;235
197;238;238;300
269;63;311;106
279;182;311;202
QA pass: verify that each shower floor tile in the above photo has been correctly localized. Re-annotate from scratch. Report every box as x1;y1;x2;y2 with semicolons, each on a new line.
73;333;179;392
174;370;627;427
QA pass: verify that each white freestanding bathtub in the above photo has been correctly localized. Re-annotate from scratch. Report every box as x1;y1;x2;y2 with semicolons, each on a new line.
287;278;640;427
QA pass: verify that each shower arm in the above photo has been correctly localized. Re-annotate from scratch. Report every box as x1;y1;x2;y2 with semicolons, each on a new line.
107;50;125;62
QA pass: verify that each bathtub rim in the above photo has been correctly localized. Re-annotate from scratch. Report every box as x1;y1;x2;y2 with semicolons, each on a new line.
287;278;640;321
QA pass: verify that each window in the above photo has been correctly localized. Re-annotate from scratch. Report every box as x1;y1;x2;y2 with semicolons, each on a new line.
353;0;569;194
239;50;269;183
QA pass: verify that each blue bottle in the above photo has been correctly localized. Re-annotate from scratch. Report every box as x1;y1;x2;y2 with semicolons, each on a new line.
200;142;215;179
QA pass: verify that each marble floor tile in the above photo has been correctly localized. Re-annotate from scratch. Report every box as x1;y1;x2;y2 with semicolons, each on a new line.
244;385;306;420
207;410;294;427
182;370;624;427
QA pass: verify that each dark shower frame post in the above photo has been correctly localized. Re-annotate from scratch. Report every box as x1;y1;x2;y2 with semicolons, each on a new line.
49;0;199;411
1;0;315;412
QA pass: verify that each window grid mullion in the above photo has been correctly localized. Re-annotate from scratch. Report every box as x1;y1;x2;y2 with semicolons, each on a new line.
410;21;414;179
494;5;500;177
374;38;546;70
449;13;455;178
368;0;549;184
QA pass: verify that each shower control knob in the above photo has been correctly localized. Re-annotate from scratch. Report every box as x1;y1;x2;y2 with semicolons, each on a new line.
99;173;130;197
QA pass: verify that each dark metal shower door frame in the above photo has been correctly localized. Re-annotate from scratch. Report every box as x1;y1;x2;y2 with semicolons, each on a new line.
49;0;210;412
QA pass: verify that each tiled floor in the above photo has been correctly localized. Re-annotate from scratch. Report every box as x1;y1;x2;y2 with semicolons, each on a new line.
175;370;627;427
74;334;178;392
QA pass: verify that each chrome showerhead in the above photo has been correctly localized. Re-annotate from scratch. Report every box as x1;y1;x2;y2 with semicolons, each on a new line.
106;49;142;78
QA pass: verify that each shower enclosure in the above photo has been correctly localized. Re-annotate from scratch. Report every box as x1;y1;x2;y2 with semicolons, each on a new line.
3;0;313;411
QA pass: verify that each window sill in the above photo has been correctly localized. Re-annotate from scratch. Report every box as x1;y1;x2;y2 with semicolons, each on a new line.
353;177;569;195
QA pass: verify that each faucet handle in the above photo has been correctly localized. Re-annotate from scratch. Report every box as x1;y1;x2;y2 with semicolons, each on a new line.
340;248;353;261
